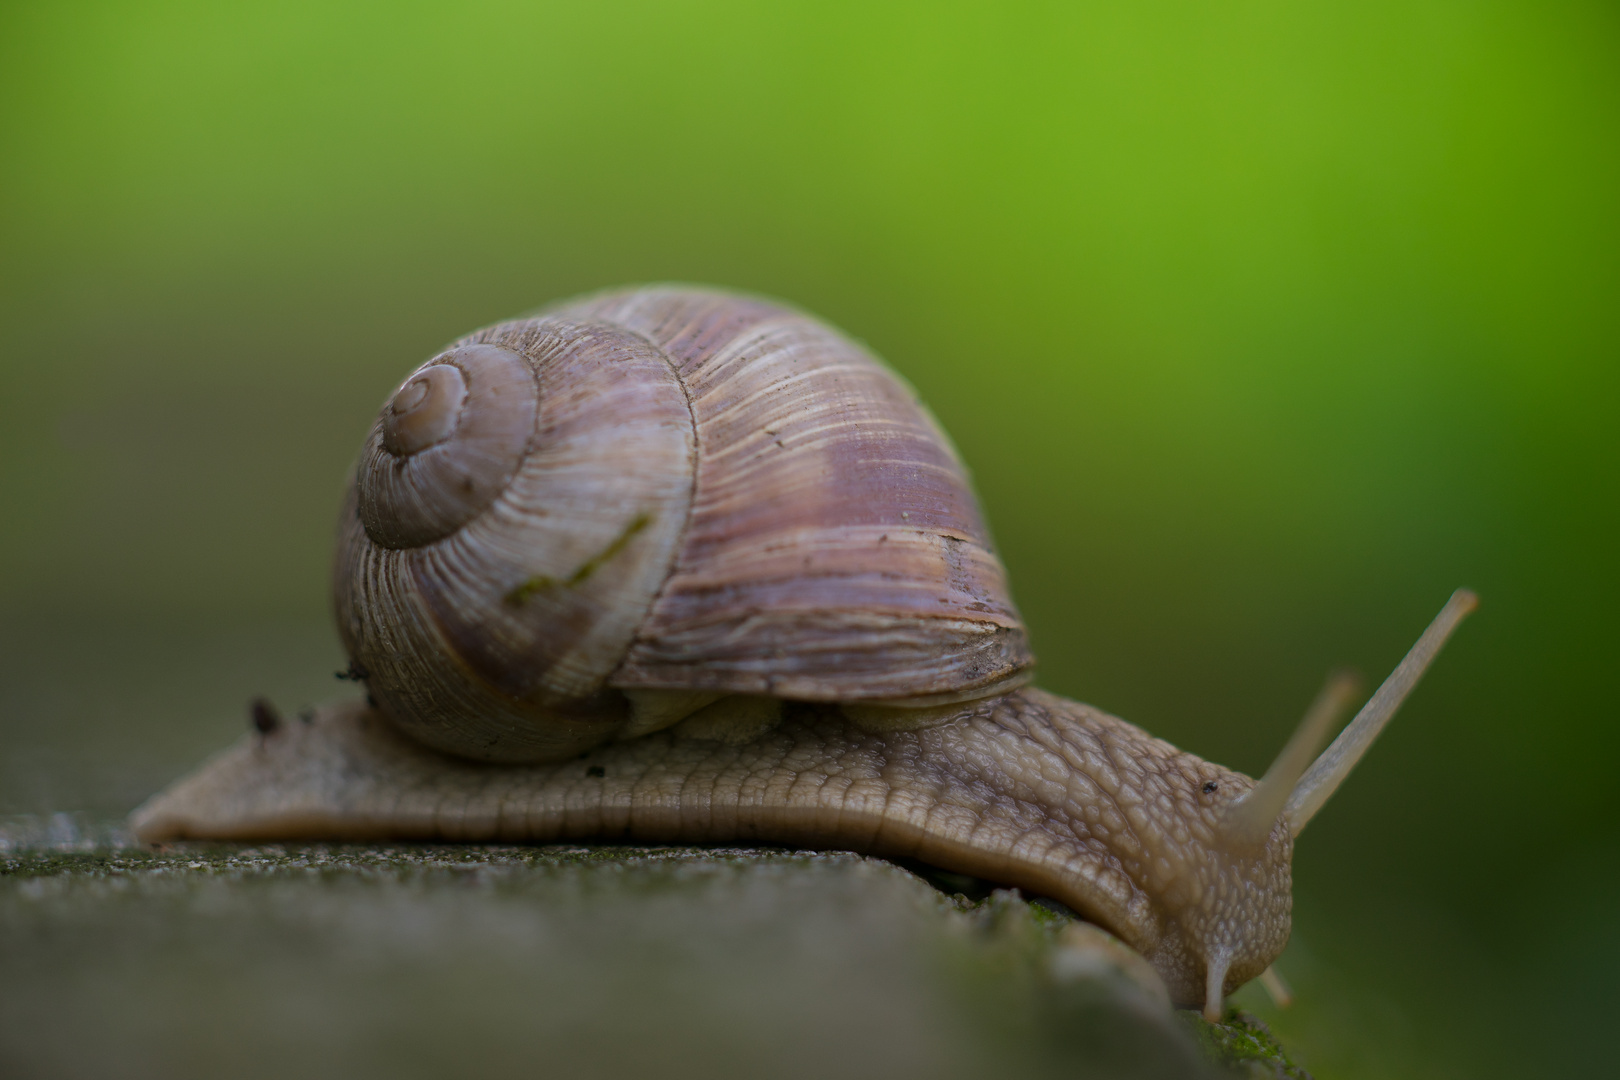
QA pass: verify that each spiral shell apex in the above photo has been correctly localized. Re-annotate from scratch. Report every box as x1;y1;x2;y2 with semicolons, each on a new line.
335;286;1034;762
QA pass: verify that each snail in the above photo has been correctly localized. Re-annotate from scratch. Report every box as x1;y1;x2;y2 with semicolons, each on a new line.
130;286;1476;1021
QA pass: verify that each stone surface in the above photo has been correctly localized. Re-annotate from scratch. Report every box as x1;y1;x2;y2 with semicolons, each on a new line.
1;816;1306;1079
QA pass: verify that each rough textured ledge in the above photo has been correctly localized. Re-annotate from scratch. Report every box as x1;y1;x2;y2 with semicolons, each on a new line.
1;816;1307;1080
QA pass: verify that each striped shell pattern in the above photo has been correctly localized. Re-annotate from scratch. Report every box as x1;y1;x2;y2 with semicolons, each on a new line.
334;287;1033;762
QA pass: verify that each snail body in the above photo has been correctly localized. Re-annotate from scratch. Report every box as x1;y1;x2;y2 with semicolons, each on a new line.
133;287;1477;1020
131;688;1288;1010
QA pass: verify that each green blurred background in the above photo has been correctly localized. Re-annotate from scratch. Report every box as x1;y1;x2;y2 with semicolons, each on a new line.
1;1;1614;1075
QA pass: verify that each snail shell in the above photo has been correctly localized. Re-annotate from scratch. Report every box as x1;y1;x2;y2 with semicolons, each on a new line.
336;287;1033;763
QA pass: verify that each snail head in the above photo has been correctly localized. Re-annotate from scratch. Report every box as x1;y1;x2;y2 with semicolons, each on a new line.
1132;590;1477;1017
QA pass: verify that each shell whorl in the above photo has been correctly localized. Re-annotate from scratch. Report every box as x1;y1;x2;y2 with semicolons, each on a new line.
337;319;698;761
358;345;539;548
336;286;1034;762
552;287;1032;701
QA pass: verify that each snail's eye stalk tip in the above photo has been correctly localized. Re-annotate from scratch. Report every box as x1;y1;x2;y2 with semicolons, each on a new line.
1282;588;1479;837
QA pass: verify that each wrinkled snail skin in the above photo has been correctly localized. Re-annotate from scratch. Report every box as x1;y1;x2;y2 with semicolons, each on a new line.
128;686;1289;1011
131;285;1478;1022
